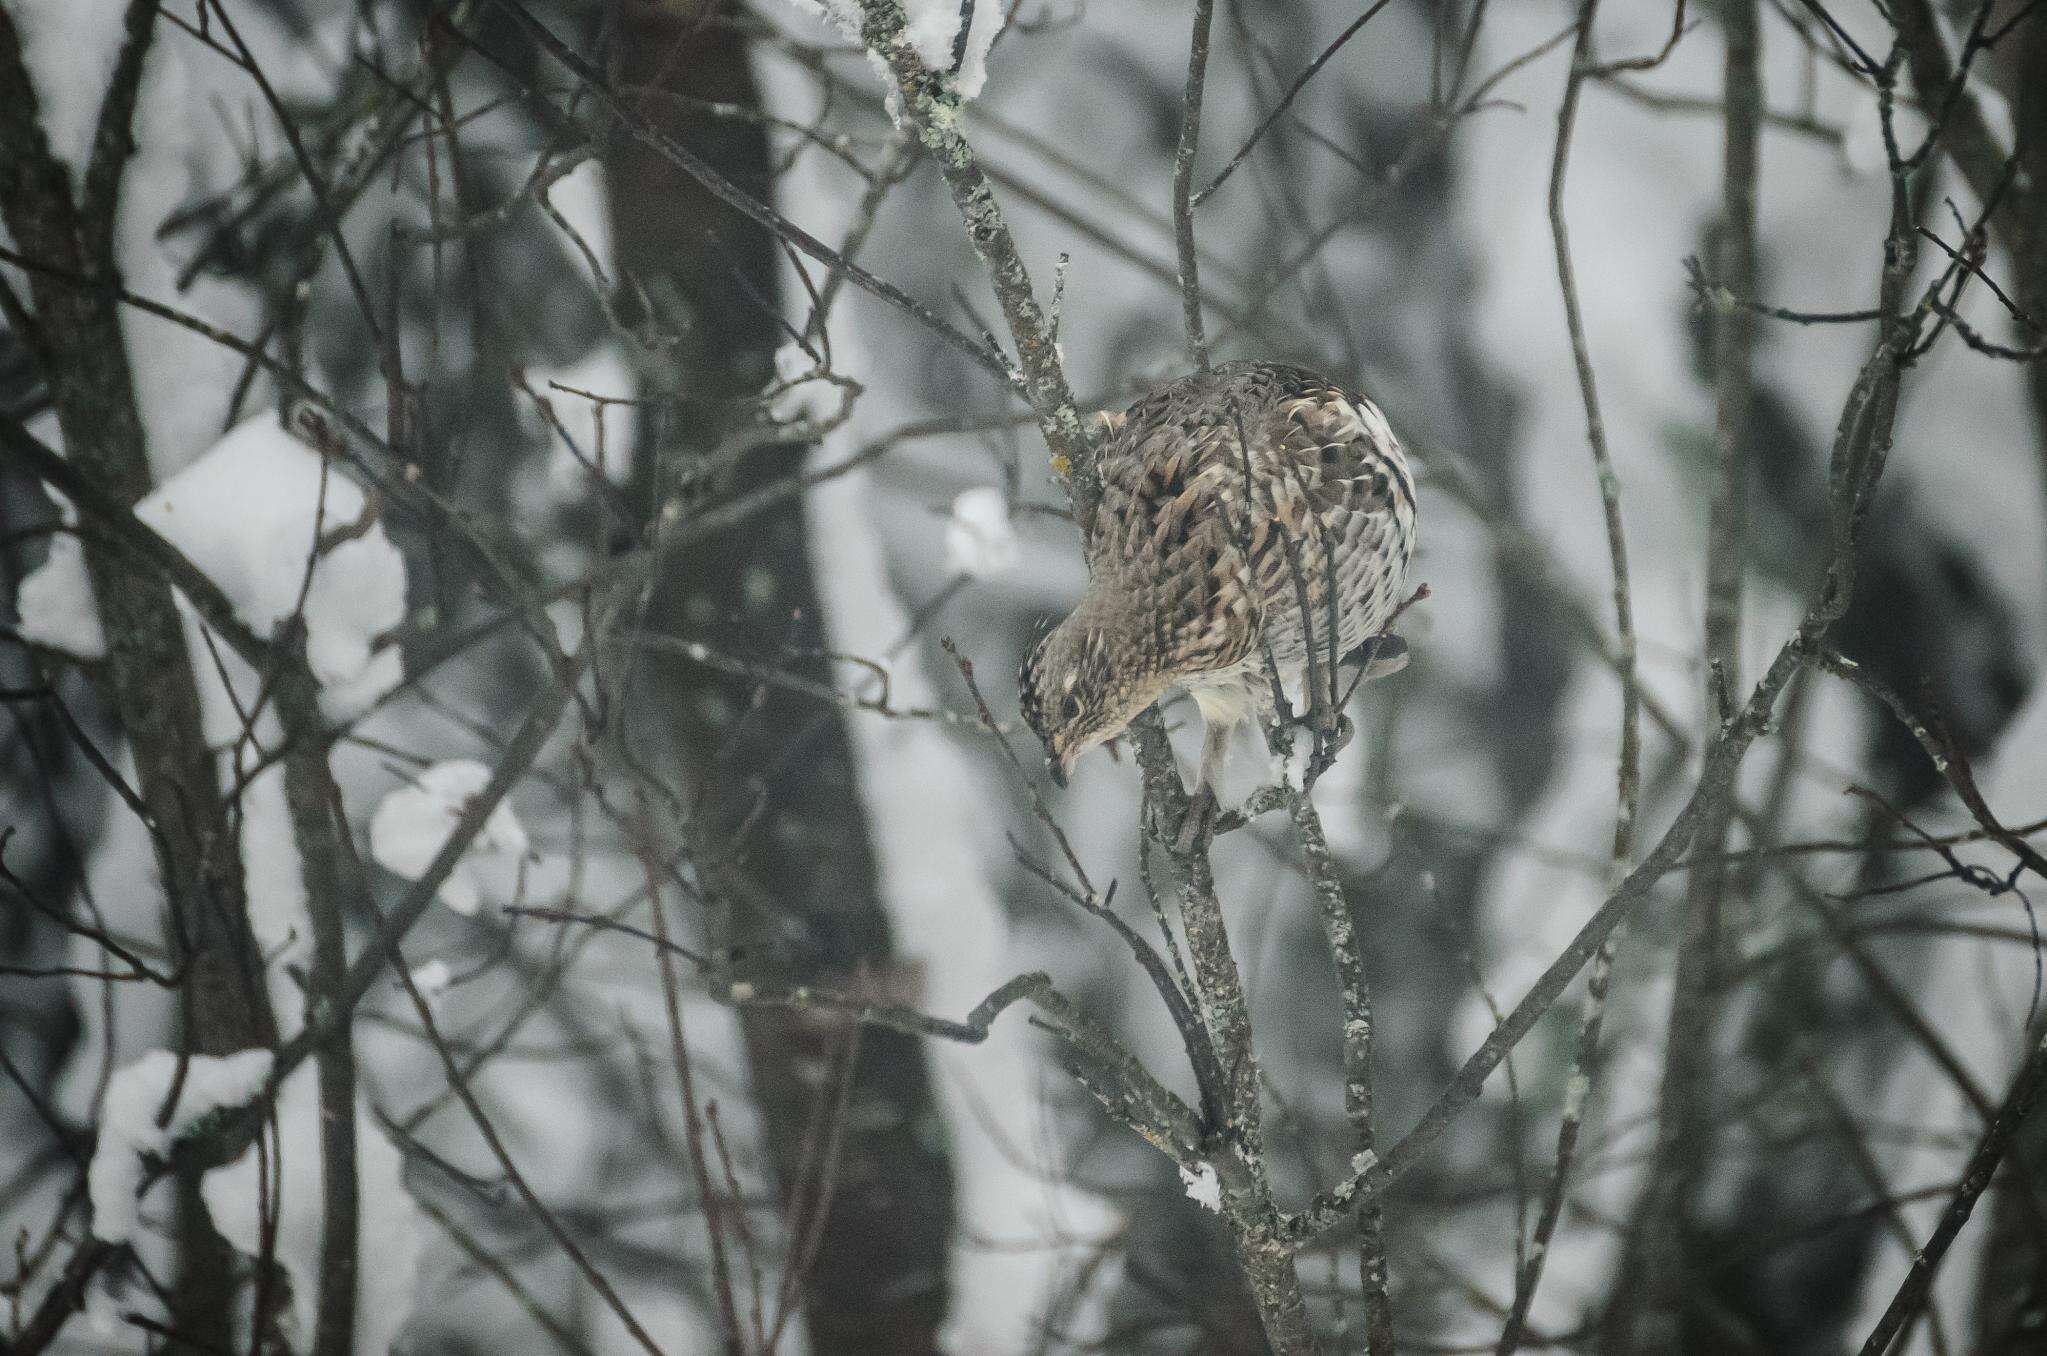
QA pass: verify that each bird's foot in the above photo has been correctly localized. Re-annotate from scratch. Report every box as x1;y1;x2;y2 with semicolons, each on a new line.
1212;785;1288;835
1301;711;1351;787
1311;707;1355;754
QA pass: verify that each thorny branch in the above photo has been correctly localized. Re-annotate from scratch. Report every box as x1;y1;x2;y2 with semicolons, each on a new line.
852;0;1100;515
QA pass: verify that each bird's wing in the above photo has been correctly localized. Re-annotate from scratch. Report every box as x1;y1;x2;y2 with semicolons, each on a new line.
1205;380;1415;669
1090;400;1261;679
1087;369;1415;682
1250;384;1413;589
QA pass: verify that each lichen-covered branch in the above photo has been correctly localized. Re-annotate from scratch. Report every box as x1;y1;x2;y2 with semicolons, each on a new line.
1289;792;1393;1351
853;0;1099;517
1131;716;1320;1353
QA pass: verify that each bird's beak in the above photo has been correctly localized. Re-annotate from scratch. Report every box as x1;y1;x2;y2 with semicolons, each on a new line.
1048;756;1068;789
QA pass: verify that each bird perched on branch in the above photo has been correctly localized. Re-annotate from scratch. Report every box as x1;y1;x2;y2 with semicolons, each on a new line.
1020;360;1418;796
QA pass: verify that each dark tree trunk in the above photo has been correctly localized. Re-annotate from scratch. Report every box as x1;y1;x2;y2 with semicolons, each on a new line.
0;9;276;1351
601;4;956;1351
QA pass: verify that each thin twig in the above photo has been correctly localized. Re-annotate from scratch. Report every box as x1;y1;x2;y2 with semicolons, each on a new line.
1288;794;1393;1350
1172;0;1216;369
1193;1;1397;206
1500;3;1646;1339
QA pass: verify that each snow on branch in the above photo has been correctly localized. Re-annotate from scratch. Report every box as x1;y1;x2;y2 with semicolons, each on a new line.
86;1048;274;1244
369;759;532;915
14;527;105;657
781;0;1005;100
16;409;408;721
201;1063;424;1356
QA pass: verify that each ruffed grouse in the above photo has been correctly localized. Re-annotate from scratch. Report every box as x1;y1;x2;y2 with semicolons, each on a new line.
1020;360;1418;791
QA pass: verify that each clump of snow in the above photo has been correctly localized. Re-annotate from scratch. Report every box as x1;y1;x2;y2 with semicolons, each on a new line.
765;342;842;427
88;1048;274;1243
15;531;107;658
778;0;1004;100
11;412;408;720
900;0;1003;97
202;1062;423;1356
369;760;529;915
141;412;407;720
411;958;454;995
942;486;1021;578
81;1272;126;1338
6;1;126;185
1178;1161;1222;1213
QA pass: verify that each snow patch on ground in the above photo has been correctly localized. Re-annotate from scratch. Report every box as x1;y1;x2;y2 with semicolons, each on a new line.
88;1048;274;1244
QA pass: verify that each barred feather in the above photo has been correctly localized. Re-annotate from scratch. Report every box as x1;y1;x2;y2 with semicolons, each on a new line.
1021;360;1418;779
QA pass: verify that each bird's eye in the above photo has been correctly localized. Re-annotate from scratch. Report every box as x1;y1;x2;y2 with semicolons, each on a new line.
1060;694;1082;721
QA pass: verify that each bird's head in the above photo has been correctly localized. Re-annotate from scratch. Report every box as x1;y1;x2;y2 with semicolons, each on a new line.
1018;607;1167;785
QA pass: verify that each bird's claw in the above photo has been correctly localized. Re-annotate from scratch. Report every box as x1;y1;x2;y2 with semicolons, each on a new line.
1298;706;1351;786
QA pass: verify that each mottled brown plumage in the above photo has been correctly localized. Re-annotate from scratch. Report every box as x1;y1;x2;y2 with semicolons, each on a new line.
1021;360;1418;789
